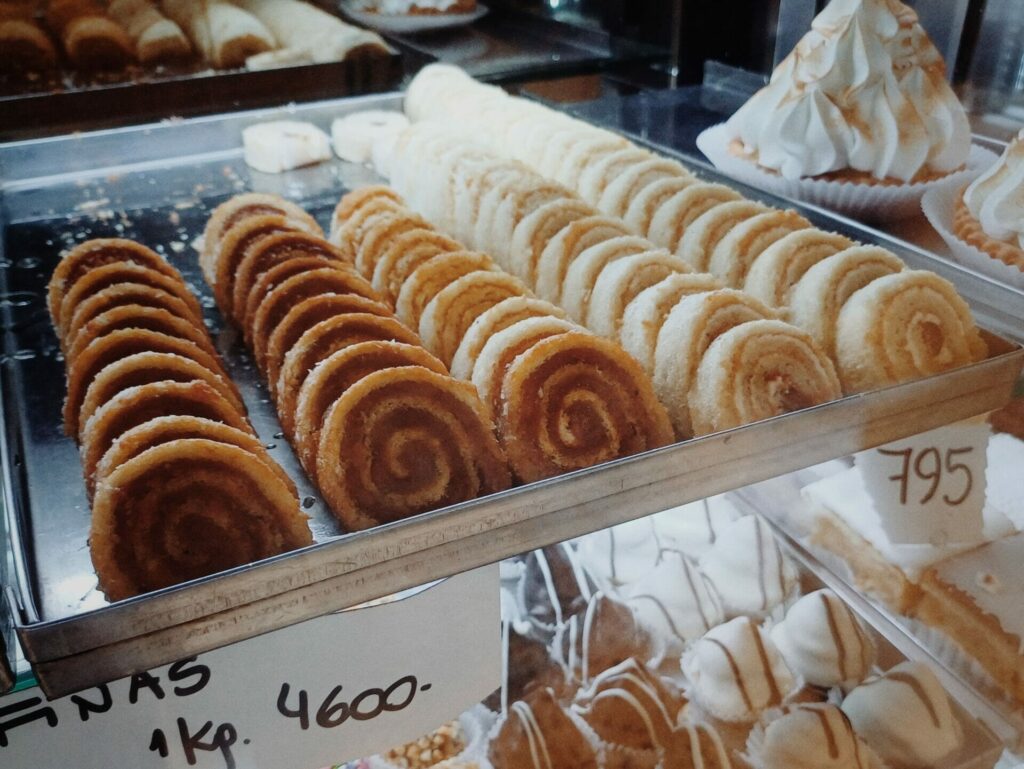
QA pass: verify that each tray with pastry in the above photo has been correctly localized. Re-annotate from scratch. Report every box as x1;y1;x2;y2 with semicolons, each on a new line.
0;0;401;139
0;69;1021;698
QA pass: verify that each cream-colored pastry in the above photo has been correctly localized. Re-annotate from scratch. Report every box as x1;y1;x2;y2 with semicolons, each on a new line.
331;111;410;164
962;129;1024;249
242;121;332;174
745;703;884;769
699;515;798;618
681;615;795;722
770;588;875;689
577;517;661;591
107;0;191;63
649;495;742;560
725;0;971;182
163;0;274;69
841;661;962;769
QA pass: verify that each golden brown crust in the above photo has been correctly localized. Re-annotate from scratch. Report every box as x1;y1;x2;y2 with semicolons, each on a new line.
65;304;217;367
369;228;463;304
952;188;1024;271
0;18;58;71
239;255;334;332
395;251;495;330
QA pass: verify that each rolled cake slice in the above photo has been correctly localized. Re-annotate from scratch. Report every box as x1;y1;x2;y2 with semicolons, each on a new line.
239;255;337;332
622;176;694;239
534;216;631;303
689;319;841;435
394;251;496;330
91;439;310;601
508;198;596;286
706;209;810;288
0;12;57;72
315;366;510;530
677;200;768;271
585;250;690;339
558;236;653;322
597;157;692;220
645;182;741;252
355;220;443;284
369;229;464;304
743;229;855;308
45;0;134;69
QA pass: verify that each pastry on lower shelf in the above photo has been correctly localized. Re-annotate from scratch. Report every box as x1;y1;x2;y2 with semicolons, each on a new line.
516;543;595;639
315;366;511;530
744;703;884;769
163;0;274;68
91;439;311;601
488;688;598;769
381;720;466;769
0;4;57;71
553;592;655;686
45;0;134;69
107;0;191;64
242;121;333;175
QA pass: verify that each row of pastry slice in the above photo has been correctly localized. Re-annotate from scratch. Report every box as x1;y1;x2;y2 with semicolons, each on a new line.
199;193;511;531
47;237;311;601
378;123;844;437
401;65;988;393
329;185;675;483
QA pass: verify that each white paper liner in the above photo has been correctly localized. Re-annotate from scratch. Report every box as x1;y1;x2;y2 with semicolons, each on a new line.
921;179;1024;290
696;123;998;223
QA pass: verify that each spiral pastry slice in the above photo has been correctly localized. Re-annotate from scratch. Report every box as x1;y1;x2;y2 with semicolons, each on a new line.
586;251;690;339
788;246;905;360
559;236;654;322
250;266;380;370
395;251;496;330
265;294;392;392
81;380;253;495
419;270;530;366
485;181;569;265
645;183;742;254
677;200;768;271
707;209;810;288
231;232;345;324
329;194;407;257
316;367;511;531
276;313;421;435
202;193;320;284
239;256;338;333
94;416;295;497
329;185;402;242
56;261;202;338
65;329;230;438
48;238;181;325
355;218;439;282
535;216;631;303
508;198;595;285
653;289;775;437
450;296;569;381
369;229;463;304
834;271;988;393
66;305;218;367
293;341;447;477
78;351;245;441
91;439;311;601
496;330;674;482
578;147;655;206
597;157;691;219
743;230;855;308
64;284;204;351
689;319;842;435
622;177;694;239
618;273;724;375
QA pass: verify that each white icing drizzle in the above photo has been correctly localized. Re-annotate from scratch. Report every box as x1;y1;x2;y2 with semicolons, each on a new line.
511;700;553;769
534;550;563;626
680;722;732;769
563;543;594;604
577;660;676;744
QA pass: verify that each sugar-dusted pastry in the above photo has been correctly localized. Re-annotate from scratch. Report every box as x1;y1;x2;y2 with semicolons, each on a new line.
559;236;654;321
572;657;685;751
329;185;403;244
0;3;57;71
699;516;798;619
396;251;496;331
645;183;741;254
316;367;510;530
681;616;795;723
706;209;810;288
487;183;573;269
597;157;694;219
488;689;599;769
508;198;595;286
553;592;655;685
788;246;904;359
619;272;723;375
676;200;768;271
488;329;673;482
624;550;725;661
275;313;420;433
769;589;875;690
48;238;181;330
369;229;465;304
743;230;855;308
841;662;962;769
45;0;134;69
689;319;842;435
534;216;630;303
955;129;1024;268
91;439;311;601
331;111;410;165
200;193;321;286
292;341;446;477
724;0;970;184
163;0;274;69
419;270;531;366
577;147;655;207
652;288;774;437
242;121;332;175
585;250;691;340
745;703;884;769
834;270;987;392
517;543;595;637
107;0;190;64
622;176;694;239
64;328;230;438
238;255;333;331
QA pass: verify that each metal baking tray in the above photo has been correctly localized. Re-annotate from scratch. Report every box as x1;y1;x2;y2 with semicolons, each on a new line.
0;92;1021;698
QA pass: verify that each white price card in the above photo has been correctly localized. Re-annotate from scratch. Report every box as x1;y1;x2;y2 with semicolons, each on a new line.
0;564;499;769
855;418;990;545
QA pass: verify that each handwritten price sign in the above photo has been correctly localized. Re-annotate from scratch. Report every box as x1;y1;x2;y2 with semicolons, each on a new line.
856;419;989;545
0;565;499;769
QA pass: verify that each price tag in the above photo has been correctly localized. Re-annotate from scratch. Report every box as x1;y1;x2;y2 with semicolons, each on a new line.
0;564;499;769
855;418;989;545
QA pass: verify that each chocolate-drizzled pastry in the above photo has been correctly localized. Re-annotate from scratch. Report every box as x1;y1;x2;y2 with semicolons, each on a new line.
517;543;596;639
488;688;599;769
745;703;883;769
483;624;565;712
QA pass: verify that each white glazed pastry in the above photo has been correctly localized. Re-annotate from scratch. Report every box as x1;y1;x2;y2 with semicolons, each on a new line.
725;0;970;182
699;515;798;618
962;129;1024;248
331;111;410;164
746;703;884;769
770;589;875;689
681;616;795;722
648;495;742;560
841;661;962;769
242;121;332;173
576;517;661;591
624;550;725;661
